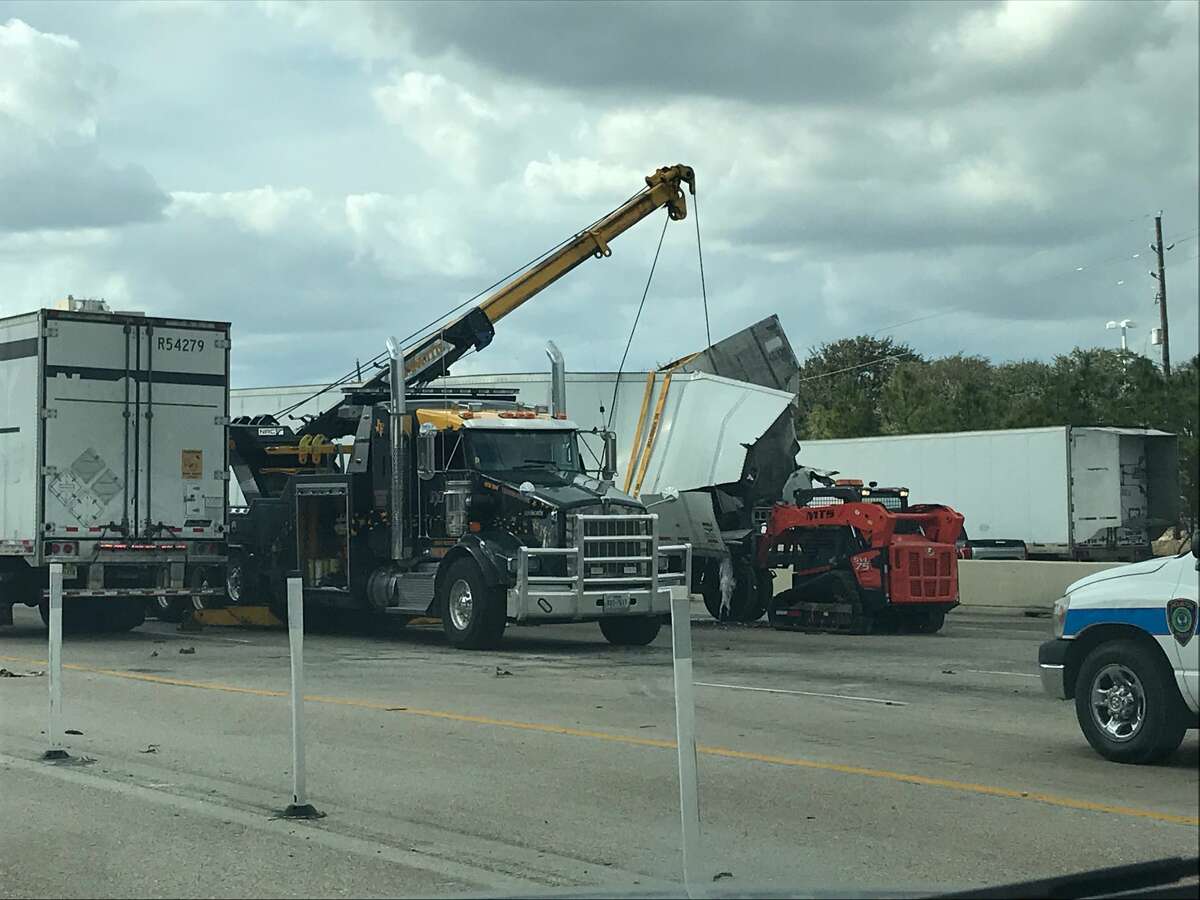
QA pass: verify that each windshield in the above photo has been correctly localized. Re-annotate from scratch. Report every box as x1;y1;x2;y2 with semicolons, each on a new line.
466;428;582;482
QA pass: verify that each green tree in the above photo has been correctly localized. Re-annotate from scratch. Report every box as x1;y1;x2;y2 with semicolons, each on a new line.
880;354;997;434
795;336;921;439
990;360;1060;428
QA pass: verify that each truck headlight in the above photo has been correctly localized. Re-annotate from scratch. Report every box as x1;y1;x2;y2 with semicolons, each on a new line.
530;511;559;548
1052;595;1070;639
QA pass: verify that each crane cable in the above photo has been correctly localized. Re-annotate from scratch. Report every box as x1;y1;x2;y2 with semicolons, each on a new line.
607;212;671;431
693;185;712;348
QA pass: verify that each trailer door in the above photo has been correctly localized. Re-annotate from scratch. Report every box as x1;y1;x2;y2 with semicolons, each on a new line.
41;318;136;539
133;324;228;540
1070;429;1121;547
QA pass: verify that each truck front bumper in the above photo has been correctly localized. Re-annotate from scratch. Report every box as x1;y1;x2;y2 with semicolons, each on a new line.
1038;638;1071;699
508;513;692;624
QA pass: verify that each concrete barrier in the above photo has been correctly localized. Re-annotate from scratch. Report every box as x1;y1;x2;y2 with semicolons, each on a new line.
957;559;1124;611
770;560;1126;612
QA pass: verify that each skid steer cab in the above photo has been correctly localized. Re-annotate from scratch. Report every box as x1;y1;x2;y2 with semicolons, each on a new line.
228;399;691;650
759;480;964;635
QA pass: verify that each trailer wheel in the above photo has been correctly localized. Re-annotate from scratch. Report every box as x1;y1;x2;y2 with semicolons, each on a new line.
95;598;145;633
153;595;189;623
440;558;506;650
599;616;662;646
38;598;106;634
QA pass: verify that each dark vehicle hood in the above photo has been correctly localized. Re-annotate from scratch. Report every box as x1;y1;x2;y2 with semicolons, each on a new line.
491;473;644;512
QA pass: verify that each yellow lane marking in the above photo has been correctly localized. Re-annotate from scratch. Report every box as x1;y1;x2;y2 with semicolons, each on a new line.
3;654;1196;827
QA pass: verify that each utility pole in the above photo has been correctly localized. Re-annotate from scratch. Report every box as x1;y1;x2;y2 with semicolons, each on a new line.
1152;213;1171;376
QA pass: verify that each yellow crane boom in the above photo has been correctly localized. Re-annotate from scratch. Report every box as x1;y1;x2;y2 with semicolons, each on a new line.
398;164;695;387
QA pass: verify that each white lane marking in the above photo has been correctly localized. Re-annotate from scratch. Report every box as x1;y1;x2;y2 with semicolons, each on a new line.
695;681;907;706
965;669;1040;679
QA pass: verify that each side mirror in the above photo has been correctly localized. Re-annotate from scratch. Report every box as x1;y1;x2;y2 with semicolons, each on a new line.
1191;531;1199;560
417;422;437;480
601;430;618;481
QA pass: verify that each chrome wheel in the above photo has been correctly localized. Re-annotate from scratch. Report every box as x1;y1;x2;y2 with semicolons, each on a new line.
1089;663;1146;742
226;563;243;606
448;578;474;631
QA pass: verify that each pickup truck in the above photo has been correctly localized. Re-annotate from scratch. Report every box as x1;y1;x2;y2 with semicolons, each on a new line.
1038;534;1199;763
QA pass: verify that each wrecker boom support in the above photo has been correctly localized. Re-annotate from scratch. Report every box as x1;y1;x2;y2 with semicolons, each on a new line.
380;164;696;391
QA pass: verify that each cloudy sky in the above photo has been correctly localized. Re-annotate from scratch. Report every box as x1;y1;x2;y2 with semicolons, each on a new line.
1;0;1196;389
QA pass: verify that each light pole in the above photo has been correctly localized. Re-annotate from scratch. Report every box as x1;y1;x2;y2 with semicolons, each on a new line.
1105;318;1135;352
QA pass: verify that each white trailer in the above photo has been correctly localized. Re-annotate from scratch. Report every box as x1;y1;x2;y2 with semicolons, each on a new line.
0;303;230;630
796;426;1179;561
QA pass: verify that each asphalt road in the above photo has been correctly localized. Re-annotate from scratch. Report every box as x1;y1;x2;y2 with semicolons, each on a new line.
1;604;1196;898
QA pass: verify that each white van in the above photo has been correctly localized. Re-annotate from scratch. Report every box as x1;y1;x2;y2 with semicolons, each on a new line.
1038;535;1199;763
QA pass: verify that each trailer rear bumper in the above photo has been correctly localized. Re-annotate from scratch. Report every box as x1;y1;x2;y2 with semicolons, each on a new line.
43;587;226;599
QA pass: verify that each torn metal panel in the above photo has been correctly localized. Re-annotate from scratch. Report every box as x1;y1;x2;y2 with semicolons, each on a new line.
662;314;799;394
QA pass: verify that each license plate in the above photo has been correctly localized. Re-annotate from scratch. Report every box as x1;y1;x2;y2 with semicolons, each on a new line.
62;563;77;580
603;593;632;611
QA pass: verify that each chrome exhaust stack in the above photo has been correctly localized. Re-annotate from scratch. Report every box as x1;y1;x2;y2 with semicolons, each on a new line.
386;336;408;561
546;340;567;419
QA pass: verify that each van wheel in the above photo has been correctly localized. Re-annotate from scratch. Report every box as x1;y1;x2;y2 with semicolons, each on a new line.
599;616;662;646
1074;640;1188;764
440;558;506;650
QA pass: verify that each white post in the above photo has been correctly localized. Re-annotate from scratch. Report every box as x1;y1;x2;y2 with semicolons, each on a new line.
44;563;67;760
670;591;701;892
282;576;320;817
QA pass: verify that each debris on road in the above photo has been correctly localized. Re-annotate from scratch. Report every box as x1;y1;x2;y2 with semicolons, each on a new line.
942;669;956;675
494;666;513;677
0;668;44;678
712;871;734;882
150;651;158;657
140;744;160;754
179;647;196;655
65;729;83;735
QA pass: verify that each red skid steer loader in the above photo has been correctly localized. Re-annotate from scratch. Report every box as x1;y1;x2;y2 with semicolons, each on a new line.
759;481;965;634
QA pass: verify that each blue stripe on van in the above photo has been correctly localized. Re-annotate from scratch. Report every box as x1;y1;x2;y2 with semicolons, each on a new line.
1064;607;1168;637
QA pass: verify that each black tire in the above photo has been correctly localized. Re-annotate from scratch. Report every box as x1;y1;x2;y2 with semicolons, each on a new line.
39;598;104;634
734;567;771;623
910;608;946;634
828;571;872;635
700;559;769;623
599;616;662;646
1073;640;1189;764
698;561;728;621
94;598;145;633
152;595;190;623
439;558;506;650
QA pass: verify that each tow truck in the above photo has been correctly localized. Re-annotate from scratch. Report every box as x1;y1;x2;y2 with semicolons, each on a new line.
226;166;698;648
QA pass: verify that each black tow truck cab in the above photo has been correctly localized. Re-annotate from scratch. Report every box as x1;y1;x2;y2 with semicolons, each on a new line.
227;387;690;649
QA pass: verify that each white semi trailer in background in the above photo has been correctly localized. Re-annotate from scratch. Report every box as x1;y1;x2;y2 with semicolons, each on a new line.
0;300;230;631
797;426;1180;562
